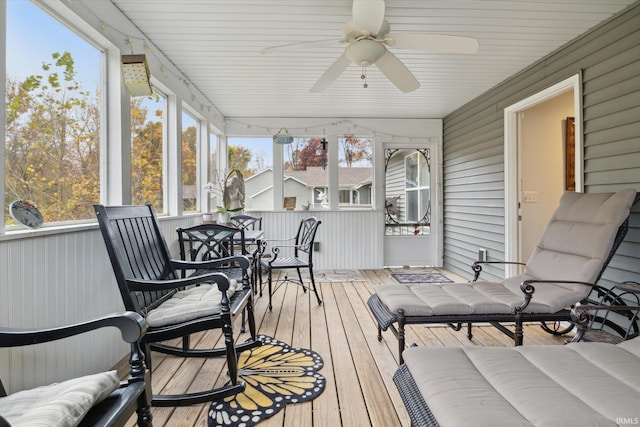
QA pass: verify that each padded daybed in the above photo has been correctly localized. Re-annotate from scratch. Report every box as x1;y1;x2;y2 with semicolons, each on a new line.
396;337;640;427
394;304;640;427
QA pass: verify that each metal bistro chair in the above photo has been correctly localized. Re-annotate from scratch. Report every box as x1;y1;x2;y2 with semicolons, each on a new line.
229;214;262;233
260;217;322;311
95;204;260;407
176;222;252;332
230;214;264;294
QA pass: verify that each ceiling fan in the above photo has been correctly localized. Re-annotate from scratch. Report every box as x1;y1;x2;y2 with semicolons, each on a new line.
261;0;479;93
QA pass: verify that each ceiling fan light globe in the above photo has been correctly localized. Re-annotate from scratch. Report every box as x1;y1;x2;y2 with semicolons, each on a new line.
345;39;386;65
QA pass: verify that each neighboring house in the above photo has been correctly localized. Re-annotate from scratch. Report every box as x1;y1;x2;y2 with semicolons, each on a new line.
244;166;372;210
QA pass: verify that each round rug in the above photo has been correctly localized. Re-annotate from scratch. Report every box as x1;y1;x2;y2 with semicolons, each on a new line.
208;335;326;427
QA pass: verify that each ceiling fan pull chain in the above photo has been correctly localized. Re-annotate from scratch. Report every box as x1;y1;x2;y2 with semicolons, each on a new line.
361;64;368;88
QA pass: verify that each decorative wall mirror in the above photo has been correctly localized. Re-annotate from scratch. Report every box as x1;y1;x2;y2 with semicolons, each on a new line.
384;148;431;235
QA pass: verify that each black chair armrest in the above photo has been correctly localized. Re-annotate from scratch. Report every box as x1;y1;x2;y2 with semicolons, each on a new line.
0;311;146;347
570;304;640;342
171;255;251;271
127;271;234;292
264;244;307;264
471;261;526;281
515;279;601;312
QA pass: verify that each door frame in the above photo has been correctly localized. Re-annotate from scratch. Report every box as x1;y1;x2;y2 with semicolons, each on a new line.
503;74;583;277
382;138;443;267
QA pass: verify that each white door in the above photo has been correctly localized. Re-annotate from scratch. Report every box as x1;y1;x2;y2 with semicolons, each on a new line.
383;143;440;267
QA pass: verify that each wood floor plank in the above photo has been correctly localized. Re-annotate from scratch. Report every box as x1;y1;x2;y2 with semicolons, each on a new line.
308;282;342;427
333;283;402;427
259;281;300;427
281;285;314;427
342;281;411;426
322;283;370;426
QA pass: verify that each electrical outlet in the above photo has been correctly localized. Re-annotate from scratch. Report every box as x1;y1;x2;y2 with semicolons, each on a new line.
478;248;487;262
313;242;320;252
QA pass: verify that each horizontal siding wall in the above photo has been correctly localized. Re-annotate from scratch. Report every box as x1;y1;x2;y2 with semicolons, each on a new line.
443;3;640;283
0;214;201;393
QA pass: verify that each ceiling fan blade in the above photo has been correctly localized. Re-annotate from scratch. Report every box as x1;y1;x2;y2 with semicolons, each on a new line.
374;50;420;93
261;38;344;54
352;0;385;36
386;32;479;54
310;54;351;93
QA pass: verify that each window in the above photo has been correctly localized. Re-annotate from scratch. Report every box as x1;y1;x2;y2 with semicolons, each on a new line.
228;137;272;210
181;110;199;212
284;138;328;210
404;151;430;222
5;1;102;226
338;136;373;208
131;93;166;212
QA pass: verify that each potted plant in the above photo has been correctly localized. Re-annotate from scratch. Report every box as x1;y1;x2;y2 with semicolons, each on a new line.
215;202;242;224
203;169;244;224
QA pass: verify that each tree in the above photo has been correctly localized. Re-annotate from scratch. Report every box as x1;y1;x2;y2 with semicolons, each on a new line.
297;138;327;169
131;98;164;208
340;135;371;167
181;126;198;211
228;145;255;177
284;138;327;171
5;51;100;223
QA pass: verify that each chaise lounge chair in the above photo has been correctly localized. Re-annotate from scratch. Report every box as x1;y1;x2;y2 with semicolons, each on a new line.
368;189;637;363
394;297;640;427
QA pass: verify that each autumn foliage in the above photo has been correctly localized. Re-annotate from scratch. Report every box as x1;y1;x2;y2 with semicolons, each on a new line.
5;52;195;225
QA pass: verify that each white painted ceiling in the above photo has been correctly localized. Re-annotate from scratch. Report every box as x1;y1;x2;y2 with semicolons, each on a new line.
110;0;636;119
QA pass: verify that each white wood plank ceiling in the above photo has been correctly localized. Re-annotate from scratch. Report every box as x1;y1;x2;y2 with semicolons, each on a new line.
110;0;637;119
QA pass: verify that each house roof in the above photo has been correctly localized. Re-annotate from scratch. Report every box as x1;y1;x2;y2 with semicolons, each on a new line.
286;166;372;188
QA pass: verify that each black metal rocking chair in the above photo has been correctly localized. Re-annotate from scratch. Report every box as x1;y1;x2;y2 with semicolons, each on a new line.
259;217;322;311
94;204;260;407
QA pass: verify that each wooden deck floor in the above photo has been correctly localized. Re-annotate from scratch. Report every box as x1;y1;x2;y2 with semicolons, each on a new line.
125;269;569;427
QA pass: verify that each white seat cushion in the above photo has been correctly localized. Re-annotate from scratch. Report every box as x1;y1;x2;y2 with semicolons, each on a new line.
374;277;587;316
403;336;640;427
146;279;238;327
0;370;119;427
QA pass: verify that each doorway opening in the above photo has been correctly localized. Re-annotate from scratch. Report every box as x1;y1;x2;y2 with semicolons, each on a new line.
503;74;583;277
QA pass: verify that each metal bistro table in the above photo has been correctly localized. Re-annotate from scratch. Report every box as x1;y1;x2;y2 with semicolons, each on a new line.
211;227;264;296
238;229;264;295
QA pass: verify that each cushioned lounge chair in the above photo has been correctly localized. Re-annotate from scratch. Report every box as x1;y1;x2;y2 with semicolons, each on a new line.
368;189;638;363
394;300;640;427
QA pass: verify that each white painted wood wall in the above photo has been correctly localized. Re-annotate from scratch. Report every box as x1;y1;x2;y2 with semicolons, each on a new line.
250;209;383;270
0;209;381;392
0;215;199;393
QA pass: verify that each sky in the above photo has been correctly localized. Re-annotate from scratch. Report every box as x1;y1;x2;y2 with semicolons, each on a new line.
228;137;274;171
6;0;100;87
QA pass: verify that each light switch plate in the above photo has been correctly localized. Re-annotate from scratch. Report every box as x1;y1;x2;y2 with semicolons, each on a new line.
523;191;538;203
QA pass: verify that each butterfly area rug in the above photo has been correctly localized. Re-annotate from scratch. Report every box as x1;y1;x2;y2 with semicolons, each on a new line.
208;335;326;427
